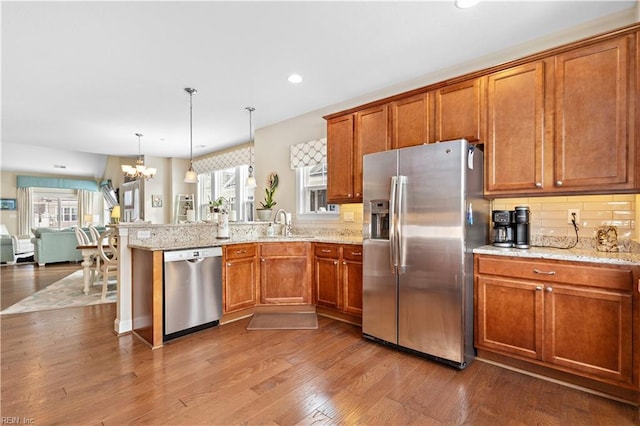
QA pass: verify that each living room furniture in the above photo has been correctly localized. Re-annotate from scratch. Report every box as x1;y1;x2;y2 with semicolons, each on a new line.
32;227;105;266
11;235;34;264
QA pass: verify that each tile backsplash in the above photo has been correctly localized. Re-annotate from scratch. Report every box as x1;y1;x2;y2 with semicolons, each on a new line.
492;194;638;243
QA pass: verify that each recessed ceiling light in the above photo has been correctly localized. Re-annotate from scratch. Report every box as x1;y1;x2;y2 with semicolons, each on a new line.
455;0;480;9
288;74;303;84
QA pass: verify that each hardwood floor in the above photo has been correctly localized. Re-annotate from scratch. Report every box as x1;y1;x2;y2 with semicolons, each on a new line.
1;266;639;425
0;261;82;310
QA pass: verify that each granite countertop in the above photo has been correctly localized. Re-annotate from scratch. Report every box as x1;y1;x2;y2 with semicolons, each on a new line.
473;245;640;266
129;235;363;252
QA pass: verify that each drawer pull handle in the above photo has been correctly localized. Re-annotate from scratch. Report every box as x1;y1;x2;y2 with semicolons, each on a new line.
533;269;556;275
236;250;246;254
321;249;332;253
351;252;362;256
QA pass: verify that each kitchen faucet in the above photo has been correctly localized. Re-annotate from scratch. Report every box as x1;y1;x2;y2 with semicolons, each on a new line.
273;208;291;236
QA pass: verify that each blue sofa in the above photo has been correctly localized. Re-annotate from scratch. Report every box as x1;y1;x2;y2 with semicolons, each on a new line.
1;236;13;263
31;227;105;266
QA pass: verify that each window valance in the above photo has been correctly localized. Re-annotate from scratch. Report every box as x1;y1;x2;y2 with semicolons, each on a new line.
193;146;253;174
17;175;98;191
290;138;326;169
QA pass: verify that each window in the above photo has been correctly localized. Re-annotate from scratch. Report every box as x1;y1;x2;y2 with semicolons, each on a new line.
296;163;339;217
32;188;78;230
198;165;253;221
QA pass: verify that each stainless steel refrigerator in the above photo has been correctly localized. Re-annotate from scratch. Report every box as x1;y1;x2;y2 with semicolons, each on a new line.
362;139;488;369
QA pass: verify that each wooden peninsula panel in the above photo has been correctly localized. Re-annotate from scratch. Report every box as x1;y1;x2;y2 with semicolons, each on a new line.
131;248;164;349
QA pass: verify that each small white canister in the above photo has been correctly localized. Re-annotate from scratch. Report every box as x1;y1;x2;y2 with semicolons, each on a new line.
217;213;230;239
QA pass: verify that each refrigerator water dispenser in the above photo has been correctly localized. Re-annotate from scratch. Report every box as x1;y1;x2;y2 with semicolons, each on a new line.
370;200;389;240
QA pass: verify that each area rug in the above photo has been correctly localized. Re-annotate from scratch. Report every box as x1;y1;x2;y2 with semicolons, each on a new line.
1;270;116;315
246;312;318;330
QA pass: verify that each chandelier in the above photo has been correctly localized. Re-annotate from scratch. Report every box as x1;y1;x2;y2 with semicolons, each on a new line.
121;133;156;180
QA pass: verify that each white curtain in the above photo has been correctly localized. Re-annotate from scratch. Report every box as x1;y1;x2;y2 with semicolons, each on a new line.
16;187;33;235
77;190;93;227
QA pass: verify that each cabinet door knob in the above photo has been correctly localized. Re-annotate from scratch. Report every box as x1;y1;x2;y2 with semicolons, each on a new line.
535;286;543;291
533;269;556;275
535;182;542;188
334;261;338;265
261;258;265;262
556;180;563;186
545;286;553;293
226;262;232;267
343;261;347;265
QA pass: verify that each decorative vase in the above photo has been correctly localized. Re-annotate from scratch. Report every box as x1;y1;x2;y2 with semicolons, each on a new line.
256;208;272;222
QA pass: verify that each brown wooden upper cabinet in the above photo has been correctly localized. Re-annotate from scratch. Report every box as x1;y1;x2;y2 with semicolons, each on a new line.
485;60;548;194
326;114;355;203
391;92;432;149
554;35;635;192
327;105;389;203
486;34;636;196
354;105;390;199
434;78;484;143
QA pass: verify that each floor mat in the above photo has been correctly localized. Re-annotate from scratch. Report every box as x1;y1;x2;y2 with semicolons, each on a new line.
1;270;116;315
246;312;318;330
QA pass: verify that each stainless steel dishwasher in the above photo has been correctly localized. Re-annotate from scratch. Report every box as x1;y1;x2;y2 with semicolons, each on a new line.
163;246;222;341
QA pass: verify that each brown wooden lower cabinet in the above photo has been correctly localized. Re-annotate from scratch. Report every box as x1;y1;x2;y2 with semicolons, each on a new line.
314;243;363;323
259;242;312;305
474;254;639;402
223;243;257;314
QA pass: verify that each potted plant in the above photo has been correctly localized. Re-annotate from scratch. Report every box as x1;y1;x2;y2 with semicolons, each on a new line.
256;172;278;221
209;197;228;214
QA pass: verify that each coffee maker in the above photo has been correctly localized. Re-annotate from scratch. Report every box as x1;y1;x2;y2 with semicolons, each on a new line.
514;206;530;249
491;210;515;247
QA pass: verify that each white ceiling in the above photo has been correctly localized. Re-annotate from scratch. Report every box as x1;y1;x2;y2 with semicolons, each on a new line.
1;1;638;177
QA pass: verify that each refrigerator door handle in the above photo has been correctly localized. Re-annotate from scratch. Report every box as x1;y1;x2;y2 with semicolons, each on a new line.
397;175;407;274
389;176;398;273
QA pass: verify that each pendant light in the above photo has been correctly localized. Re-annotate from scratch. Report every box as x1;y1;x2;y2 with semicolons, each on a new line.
245;106;257;188
121;133;157;180
184;87;198;183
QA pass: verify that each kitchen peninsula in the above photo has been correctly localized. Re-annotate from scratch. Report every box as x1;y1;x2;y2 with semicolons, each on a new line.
113;221;362;348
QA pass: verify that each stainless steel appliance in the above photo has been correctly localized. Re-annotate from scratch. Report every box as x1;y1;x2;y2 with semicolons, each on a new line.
492;210;515;247
362;139;488;369
163;247;223;341
514;205;530;249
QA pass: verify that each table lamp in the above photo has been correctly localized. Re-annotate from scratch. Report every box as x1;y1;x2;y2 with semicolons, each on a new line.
111;206;121;224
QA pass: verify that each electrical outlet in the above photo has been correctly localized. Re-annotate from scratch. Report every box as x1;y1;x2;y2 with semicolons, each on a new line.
567;209;580;224
343;211;355;222
137;230;151;239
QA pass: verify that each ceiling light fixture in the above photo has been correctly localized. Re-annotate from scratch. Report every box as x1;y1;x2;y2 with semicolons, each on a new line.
121;133;157;180
184;87;198;184
455;0;480;9
245;106;257;188
288;74;303;84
